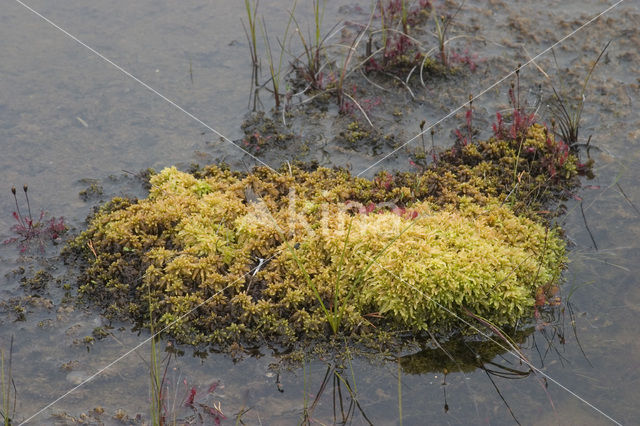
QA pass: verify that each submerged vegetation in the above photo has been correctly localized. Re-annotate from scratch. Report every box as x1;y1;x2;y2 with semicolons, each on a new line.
66;120;586;351
1;336;15;426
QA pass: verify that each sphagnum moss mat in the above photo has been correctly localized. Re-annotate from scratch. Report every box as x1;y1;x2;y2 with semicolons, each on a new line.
66;124;585;350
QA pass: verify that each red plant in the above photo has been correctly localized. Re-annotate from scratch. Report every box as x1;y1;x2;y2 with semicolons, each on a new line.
242;131;271;152
371;0;432;69
345;200;418;220
360;97;383;112
509;109;536;140
364;202;376;214
492;85;536;141
534;283;561;322
508;84;536;139
544;132;570;178
314;71;336;91
384;34;413;62
392;206;418;220
492;112;506;139
374;171;394;190
340;100;356;115
182;379;226;424
184;386;197;407
449;48;481;72
381;0;431;27
3;185;66;253
455;98;474;147
365;57;382;72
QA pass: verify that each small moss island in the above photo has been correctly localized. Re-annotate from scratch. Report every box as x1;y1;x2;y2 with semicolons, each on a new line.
66;123;588;351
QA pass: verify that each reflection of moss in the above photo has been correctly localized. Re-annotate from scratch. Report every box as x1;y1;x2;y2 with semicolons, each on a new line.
67;124;583;350
399;330;533;374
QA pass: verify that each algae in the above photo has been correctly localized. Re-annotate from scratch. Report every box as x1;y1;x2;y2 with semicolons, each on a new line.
67;124;585;350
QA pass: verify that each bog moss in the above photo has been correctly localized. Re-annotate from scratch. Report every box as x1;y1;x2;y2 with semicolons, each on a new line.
67;124;584;350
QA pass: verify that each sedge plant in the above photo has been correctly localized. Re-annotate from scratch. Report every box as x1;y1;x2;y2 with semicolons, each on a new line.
379;0;388;58
260;9;295;109
549;40;611;146
304;0;325;83
242;0;260;109
432;1;464;68
336;20;372;118
289;0;331;90
242;0;259;72
433;13;448;67
401;0;408;35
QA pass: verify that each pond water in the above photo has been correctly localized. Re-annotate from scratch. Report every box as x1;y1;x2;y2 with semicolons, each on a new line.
1;0;639;424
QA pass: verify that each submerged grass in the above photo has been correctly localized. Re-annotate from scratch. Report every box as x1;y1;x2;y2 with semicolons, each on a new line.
1;336;15;426
260;4;296;109
242;0;260;109
149;313;169;426
300;354;371;425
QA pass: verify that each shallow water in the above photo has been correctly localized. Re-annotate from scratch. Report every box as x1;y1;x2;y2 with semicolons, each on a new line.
1;0;639;424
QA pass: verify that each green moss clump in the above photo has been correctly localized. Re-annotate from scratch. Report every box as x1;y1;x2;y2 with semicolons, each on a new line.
67;124;583;350
314;199;565;331
341;121;370;144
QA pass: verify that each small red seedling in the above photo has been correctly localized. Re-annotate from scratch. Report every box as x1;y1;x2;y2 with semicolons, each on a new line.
3;185;66;253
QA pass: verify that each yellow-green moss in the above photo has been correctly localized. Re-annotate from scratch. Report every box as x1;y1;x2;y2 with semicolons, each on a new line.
67;124;584;350
341;121;370;144
313;199;564;330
